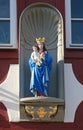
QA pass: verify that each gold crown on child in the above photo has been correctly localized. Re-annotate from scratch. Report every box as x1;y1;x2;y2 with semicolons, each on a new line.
36;37;45;43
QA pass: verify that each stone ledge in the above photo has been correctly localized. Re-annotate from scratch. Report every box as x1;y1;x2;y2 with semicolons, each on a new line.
20;97;64;122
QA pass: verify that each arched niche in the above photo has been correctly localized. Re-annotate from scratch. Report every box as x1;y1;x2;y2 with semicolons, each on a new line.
19;3;64;99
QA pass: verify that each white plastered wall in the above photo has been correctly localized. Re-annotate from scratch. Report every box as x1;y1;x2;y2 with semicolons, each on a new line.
0;64;20;122
64;64;83;122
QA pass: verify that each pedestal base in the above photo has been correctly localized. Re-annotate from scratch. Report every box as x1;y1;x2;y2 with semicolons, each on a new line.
20;97;64;122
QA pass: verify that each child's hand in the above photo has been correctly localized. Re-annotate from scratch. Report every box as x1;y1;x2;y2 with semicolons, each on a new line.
33;59;37;63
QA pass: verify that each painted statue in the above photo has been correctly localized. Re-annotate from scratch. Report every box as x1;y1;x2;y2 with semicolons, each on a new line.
29;37;52;97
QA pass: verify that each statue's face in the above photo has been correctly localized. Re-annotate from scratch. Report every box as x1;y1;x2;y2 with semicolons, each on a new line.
37;42;43;50
32;46;37;51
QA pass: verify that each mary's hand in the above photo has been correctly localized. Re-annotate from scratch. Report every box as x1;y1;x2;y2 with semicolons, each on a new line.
40;53;45;60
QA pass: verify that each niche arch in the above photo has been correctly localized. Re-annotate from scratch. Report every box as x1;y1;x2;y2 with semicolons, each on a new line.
20;2;64;99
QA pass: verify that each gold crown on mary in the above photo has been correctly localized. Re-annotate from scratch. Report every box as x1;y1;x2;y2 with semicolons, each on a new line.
36;37;45;43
